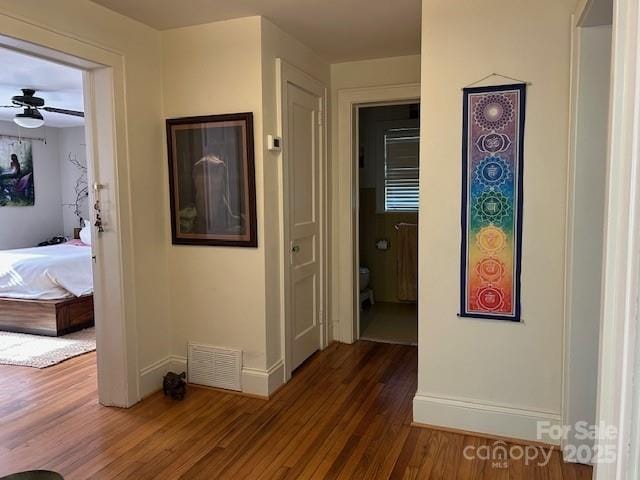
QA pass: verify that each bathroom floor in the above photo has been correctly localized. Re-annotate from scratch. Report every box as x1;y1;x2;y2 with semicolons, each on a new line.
360;302;418;345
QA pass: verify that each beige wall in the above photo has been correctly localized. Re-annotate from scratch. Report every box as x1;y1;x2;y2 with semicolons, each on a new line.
329;54;421;330
162;17;267;371
415;0;576;442
0;0;171;377
163;17;329;379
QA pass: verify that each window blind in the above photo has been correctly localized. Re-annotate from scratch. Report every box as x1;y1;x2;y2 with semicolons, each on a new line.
384;128;420;212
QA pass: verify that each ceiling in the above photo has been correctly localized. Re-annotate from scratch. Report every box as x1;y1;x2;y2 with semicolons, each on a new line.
91;0;421;62
0;47;84;129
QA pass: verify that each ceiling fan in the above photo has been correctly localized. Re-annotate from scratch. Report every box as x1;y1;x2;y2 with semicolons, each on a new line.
0;88;84;129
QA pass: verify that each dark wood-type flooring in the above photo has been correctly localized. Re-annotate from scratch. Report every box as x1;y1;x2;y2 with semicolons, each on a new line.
0;341;593;479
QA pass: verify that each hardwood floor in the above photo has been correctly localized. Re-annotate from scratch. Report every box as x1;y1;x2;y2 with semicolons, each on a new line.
0;341;593;479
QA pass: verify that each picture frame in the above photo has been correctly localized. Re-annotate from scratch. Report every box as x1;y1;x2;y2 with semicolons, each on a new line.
166;112;257;247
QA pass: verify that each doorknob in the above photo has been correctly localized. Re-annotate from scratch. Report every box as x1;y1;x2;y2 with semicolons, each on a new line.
291;245;300;253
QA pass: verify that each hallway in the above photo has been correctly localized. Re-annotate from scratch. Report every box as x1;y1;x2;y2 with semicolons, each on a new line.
0;342;592;479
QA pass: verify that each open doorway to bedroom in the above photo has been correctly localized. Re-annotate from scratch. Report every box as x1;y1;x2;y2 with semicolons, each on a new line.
0;47;96;391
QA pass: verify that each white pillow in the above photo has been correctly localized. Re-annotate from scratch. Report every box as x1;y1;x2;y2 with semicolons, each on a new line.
79;219;92;246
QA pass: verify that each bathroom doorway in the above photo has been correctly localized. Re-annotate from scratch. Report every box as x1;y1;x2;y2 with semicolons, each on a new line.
357;103;419;345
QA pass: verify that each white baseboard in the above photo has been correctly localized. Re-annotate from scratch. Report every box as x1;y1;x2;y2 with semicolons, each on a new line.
139;355;187;399
141;355;285;399
241;359;285;397
413;393;562;445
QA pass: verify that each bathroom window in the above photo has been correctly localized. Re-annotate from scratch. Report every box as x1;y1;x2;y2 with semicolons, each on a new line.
382;127;420;212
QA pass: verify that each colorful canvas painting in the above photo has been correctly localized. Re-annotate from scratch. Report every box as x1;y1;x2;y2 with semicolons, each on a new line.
0;136;34;207
460;84;525;321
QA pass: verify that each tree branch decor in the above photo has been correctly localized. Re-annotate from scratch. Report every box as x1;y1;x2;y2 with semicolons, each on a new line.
62;152;88;226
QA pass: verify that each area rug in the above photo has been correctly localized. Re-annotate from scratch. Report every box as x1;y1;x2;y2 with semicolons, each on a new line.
0;328;95;368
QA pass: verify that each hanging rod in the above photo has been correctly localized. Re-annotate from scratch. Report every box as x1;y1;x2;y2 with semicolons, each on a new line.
0;133;47;143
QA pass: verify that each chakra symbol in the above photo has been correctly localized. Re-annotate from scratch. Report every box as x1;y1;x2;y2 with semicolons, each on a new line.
473;94;514;131
476;226;507;254
476;258;506;283
473;191;511;224
476;286;505;311
475;133;511;154
474;156;511;188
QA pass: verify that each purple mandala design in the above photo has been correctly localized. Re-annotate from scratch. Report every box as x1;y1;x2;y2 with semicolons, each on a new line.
473;94;514;131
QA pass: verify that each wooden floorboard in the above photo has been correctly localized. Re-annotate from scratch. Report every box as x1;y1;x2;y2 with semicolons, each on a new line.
0;341;593;479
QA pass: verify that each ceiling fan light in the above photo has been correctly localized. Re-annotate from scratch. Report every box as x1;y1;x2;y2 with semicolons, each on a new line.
14;108;44;129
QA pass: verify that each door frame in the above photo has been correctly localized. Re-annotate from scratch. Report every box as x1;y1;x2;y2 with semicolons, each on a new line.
0;14;139;406
562;3;613;461
593;0;640;477
333;84;420;344
276;59;328;381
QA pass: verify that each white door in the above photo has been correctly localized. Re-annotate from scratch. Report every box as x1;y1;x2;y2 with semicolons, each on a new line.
286;82;322;371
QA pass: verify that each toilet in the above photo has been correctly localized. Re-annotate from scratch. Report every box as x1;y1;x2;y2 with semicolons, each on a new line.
359;267;370;291
359;266;374;309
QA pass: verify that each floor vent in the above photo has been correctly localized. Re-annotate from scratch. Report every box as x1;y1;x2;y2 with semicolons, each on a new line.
187;343;242;391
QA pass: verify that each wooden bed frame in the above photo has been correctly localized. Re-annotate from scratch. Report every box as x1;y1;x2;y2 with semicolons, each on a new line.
0;295;94;336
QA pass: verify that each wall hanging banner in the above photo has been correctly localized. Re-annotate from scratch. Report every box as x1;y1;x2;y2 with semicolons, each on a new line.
460;84;525;321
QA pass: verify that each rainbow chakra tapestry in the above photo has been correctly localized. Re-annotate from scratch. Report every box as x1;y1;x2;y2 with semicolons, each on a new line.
460;84;525;321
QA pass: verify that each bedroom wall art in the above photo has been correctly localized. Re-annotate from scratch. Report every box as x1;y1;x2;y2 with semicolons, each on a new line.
460;84;526;321
166;112;257;247
0;135;34;206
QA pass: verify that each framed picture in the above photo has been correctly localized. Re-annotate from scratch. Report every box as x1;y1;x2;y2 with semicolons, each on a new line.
166;112;257;247
0;136;34;206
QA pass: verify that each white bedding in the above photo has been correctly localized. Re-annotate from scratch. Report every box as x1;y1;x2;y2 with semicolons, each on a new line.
0;243;93;300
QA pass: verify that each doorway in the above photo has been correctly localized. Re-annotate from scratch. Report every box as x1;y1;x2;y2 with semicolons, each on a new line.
333;84;420;344
357;103;419;345
0;47;97;377
562;0;612;464
0;17;138;407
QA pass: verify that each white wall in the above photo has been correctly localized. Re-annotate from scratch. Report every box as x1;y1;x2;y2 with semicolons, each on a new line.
414;0;577;443
162;16;329;394
0;123;89;247
565;23;611;456
0;122;63;249
58;126;88;237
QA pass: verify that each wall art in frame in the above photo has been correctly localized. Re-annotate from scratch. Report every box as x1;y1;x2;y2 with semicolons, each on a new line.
460;84;526;321
0;136;34;206
167;112;257;247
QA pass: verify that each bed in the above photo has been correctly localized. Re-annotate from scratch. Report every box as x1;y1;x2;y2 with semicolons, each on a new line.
0;242;94;336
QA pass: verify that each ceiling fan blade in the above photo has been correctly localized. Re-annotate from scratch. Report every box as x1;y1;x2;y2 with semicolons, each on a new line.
42;106;84;118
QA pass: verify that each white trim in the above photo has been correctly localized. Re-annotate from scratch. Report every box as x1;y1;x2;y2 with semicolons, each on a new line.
139;355;187;399
413;393;562;445
333;84;421;344
594;0;640;477
242;360;285;397
562;13;580;454
140;356;285;399
563;8;613;463
0;12;139;407
276;59;328;382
